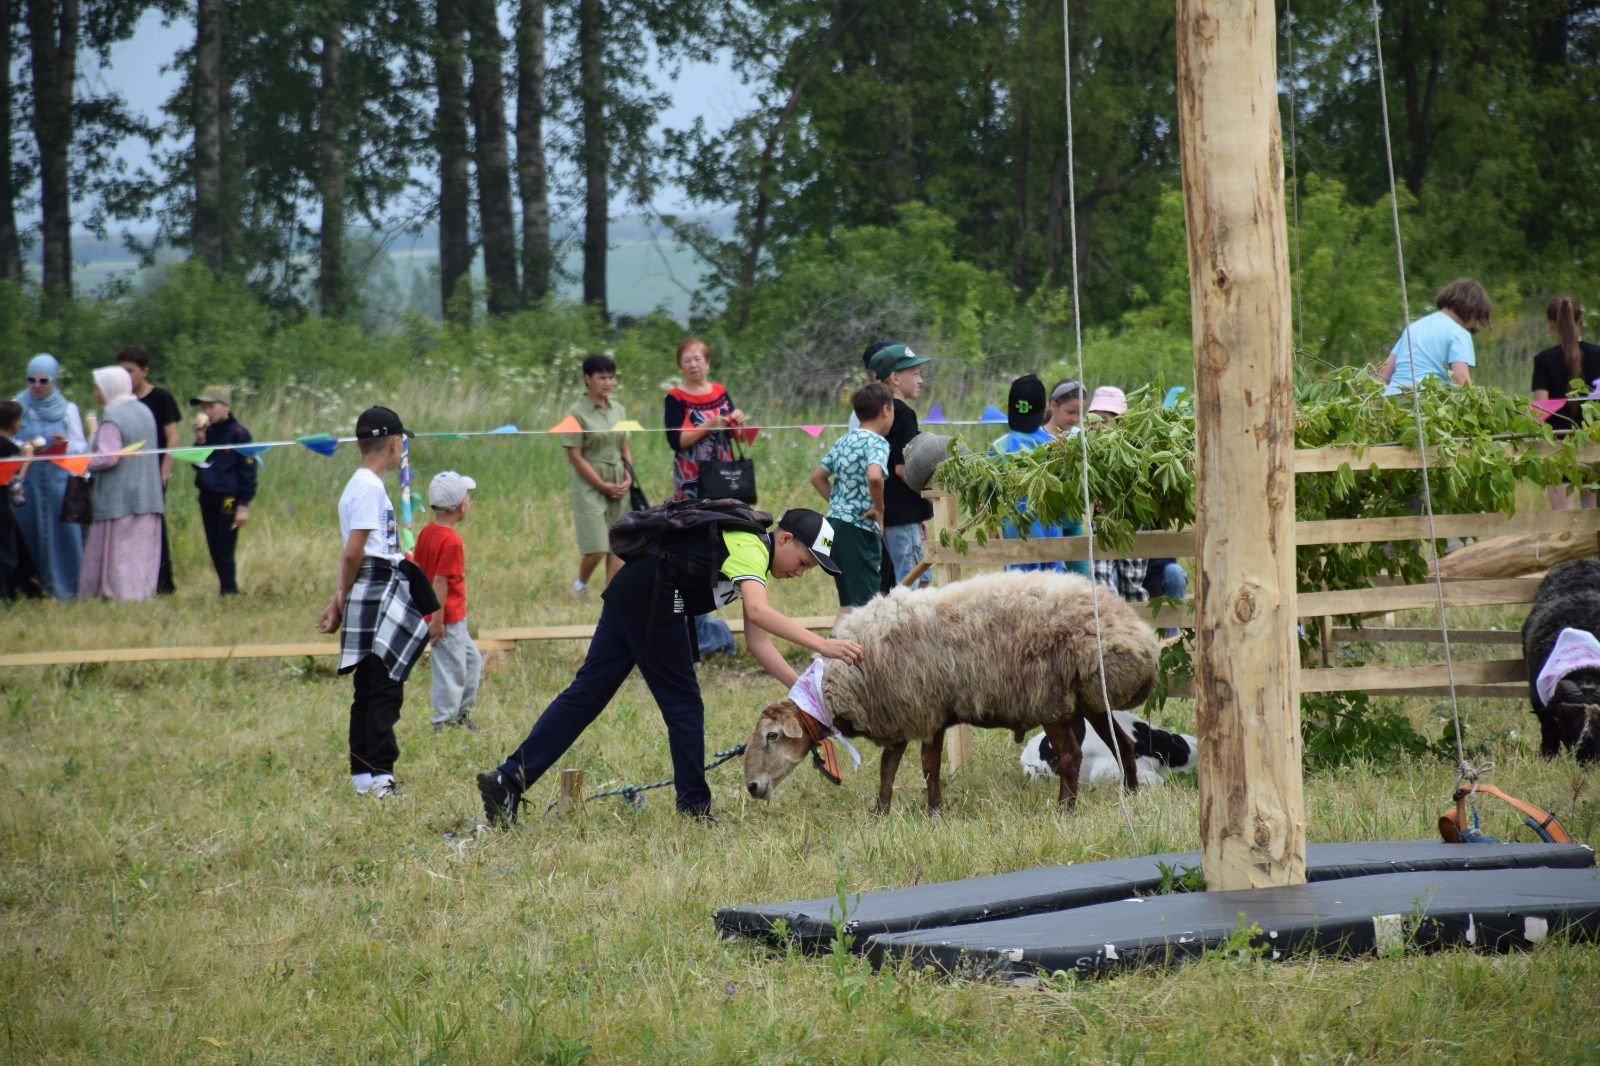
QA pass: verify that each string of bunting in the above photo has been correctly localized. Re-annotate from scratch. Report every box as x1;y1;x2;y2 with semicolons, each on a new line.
0;388;1578;487
0;398;1010;481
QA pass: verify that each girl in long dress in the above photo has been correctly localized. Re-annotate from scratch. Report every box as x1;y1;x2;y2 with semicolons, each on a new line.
12;354;87;598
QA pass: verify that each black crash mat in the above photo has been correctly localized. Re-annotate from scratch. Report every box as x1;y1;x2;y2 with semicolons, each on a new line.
864;866;1600;977
713;841;1595;947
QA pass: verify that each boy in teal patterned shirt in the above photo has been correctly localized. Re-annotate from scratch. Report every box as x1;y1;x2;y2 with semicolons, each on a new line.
810;382;894;622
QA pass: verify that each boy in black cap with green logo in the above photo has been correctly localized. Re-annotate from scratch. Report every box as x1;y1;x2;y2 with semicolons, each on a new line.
989;374;1067;575
316;406;436;799
476;507;862;825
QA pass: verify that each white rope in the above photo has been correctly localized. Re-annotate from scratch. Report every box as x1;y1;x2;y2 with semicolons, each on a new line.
1370;0;1468;777
1062;0;1138;845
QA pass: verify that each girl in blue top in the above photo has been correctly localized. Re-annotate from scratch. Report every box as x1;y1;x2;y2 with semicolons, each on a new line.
1375;278;1492;394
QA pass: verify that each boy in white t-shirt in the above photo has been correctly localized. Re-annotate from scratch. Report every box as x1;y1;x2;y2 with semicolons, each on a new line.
316;406;432;798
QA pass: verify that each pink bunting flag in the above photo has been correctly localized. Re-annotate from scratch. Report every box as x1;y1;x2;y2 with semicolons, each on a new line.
1530;398;1568;422
800;424;825;438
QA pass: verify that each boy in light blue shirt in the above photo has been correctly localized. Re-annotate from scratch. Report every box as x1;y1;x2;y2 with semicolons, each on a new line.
1377;278;1492;395
811;382;893;621
990;373;1066;574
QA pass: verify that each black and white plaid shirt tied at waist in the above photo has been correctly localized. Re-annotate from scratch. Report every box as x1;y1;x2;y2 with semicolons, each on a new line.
339;558;432;681
1091;557;1150;603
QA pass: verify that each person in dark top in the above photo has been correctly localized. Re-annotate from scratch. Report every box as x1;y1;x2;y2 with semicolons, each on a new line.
0;399;27;597
190;385;258;594
1531;295;1600;510
117;346;181;594
868;343;935;590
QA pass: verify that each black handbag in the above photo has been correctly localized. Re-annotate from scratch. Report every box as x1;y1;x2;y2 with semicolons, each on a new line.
59;475;93;525
624;460;649;513
697;435;757;504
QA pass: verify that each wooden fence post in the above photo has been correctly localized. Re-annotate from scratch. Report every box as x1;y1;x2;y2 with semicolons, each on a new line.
1179;0;1305;890
557;768;584;814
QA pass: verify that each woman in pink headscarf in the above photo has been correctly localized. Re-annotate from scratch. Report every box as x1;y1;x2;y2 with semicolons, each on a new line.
78;365;165;600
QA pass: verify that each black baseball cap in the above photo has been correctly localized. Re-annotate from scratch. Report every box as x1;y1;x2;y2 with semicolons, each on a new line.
862;340;893;375
778;508;841;575
1007;374;1047;433
355;405;413;439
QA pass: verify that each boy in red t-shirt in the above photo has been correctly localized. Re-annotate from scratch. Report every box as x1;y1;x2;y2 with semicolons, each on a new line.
414;471;482;731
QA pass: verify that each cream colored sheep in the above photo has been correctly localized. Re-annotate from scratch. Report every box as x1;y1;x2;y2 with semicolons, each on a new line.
742;569;1160;812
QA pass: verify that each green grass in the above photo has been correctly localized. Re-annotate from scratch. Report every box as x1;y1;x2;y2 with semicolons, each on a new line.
5;376;1600;1063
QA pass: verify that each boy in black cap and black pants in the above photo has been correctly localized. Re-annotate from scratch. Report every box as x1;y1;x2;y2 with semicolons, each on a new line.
476;507;863;825
316;406;436;799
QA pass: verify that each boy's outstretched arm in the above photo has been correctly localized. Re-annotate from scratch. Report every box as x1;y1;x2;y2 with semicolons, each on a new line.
739;580;862;676
809;465;831;503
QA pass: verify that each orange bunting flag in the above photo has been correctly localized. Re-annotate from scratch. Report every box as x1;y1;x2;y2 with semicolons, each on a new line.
547;414;583;434
51;454;92;476
0;458;23;485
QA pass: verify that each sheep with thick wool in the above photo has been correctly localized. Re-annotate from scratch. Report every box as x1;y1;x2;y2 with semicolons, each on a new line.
743;570;1160;812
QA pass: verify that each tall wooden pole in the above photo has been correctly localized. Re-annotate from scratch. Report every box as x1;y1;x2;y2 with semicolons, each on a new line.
1177;0;1305;890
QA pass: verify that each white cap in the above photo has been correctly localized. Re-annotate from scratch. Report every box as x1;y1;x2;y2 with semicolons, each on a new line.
428;471;477;509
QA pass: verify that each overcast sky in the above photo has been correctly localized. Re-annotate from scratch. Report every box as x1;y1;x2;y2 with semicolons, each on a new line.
80;8;746;230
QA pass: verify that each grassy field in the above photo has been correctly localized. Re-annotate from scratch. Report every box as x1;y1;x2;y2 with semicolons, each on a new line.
5;377;1600;1063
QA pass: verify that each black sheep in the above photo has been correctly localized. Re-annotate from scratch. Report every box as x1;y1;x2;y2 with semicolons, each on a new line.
1521;558;1600;762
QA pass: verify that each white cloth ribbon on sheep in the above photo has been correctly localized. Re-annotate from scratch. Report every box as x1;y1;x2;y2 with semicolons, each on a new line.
1536;627;1600;705
787;658;862;770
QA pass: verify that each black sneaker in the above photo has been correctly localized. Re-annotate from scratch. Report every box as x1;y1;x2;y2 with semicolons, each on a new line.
477;770;522;826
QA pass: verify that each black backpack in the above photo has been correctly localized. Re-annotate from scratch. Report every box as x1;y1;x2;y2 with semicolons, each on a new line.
609;498;773;617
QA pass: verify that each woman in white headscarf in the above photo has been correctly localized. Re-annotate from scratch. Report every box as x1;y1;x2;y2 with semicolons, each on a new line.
78;366;164;601
12;353;87;598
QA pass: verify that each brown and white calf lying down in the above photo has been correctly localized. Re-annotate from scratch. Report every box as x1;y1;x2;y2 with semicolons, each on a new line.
742;570;1160;812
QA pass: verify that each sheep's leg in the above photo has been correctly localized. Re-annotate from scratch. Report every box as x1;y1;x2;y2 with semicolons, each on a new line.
875;743;906;814
920;731;945;813
1086;711;1140;794
1042;720;1083;810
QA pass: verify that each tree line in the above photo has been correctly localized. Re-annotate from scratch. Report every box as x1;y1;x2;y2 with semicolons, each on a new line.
4;0;1597;344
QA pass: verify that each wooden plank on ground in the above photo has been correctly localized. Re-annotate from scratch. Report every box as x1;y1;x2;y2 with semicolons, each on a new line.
0;639;515;669
1299;658;1526;694
1298;578;1542;617
1330;626;1522;645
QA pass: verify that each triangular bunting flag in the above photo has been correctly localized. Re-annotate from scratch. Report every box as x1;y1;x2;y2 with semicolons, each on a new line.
0;458;24;484
173;447;214;464
37;440;68;457
1530;398;1567;422
51;454;91;476
800;424;825;439
548;415;583;434
980;404;1007;423
923;401;947;424
237;444;269;460
489;424;519;434
611;419;645;433
1162;386;1186;410
297;433;340;457
113;440;146;455
422;432;470;441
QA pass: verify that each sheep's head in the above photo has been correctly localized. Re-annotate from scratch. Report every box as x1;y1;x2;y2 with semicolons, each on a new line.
1547;669;1600;763
743;699;815;800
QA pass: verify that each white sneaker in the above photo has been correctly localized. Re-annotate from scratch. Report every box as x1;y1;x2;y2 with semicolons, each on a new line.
352;772;375;794
369;774;398;799
571;580;588;601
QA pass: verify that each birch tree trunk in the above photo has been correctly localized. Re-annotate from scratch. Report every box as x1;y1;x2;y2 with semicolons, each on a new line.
193;0;225;275
1177;0;1305;891
578;0;606;317
24;0;76;298
435;0;472;320
318;17;346;317
515;0;550;303
467;0;519;315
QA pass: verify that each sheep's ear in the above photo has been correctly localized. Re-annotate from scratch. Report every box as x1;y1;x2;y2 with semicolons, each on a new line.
780;712;806;740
